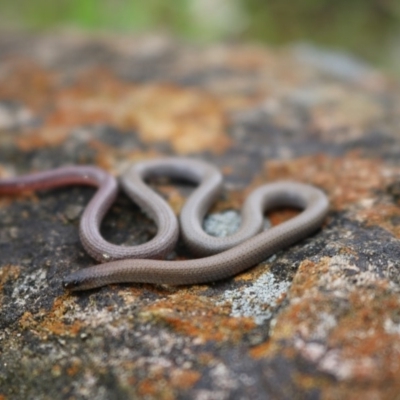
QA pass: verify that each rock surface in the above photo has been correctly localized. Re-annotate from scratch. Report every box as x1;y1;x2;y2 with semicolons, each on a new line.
0;33;400;399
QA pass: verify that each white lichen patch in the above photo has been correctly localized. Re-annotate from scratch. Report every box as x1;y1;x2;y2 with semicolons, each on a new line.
312;255;399;295
209;362;238;391
318;350;376;381
66;301;132;337
294;338;327;363
11;268;48;308
203;210;241;238
217;272;291;325
308;312;338;341
203;210;270;238
384;318;400;335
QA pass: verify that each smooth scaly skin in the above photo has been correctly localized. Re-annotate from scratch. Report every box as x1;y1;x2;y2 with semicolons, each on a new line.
122;158;268;256
0;165;179;262
0;160;329;291
63;181;329;290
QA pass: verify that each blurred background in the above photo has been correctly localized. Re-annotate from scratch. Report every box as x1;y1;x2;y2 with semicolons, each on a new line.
1;0;400;72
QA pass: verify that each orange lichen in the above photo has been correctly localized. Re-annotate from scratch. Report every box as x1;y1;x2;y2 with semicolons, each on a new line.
0;61;58;111
256;153;400;253
0;264;20;289
0;63;231;155
290;259;330;298
16;128;69;151
268;209;300;226
135;367;200;397
18;296;82;338
137;377;174;400
324;385;400;400
117;84;230;154
233;262;268;282
249;340;272;359
88;139;132;173
356;202;400;239
0;265;20;306
266;153;393;210
326;289;400;383
251;254;400;394
310;89;383;135
266;154;400;242
170;369;201;389
137;379;160;396
66;359;82;377
143;292;255;343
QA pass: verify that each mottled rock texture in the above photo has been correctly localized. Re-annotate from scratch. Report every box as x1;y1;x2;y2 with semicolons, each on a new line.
0;33;400;400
